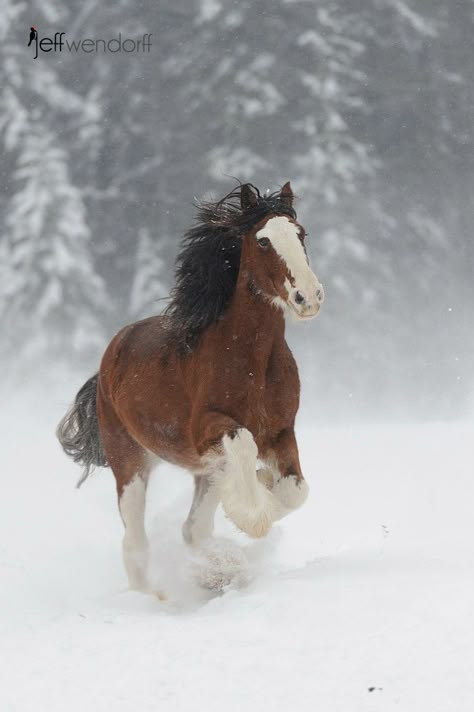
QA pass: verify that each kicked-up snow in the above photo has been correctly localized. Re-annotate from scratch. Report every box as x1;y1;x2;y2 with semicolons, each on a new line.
1;398;473;711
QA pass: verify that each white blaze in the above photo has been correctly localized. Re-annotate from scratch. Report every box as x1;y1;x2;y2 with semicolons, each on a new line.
255;216;318;298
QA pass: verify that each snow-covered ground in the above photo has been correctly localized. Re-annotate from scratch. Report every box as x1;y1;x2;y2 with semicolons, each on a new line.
1;395;473;711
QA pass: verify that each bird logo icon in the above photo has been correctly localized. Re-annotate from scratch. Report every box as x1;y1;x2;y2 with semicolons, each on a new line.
28;26;37;47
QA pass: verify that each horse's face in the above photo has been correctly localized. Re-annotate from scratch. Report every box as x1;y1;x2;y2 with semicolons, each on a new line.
245;213;324;320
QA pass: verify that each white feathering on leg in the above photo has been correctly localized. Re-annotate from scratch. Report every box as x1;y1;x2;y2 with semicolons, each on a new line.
217;429;285;537
272;475;309;513
119;475;149;591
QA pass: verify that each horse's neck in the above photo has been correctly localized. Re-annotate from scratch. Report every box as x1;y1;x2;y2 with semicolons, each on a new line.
220;270;286;365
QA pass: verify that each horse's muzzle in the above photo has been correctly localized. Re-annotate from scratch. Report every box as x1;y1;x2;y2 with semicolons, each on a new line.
289;284;324;319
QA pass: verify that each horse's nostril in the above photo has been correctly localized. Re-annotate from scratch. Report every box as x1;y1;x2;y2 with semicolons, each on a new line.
316;287;324;303
294;291;305;305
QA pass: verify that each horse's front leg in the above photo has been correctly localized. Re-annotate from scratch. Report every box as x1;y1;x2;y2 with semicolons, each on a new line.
260;427;309;519
193;412;285;538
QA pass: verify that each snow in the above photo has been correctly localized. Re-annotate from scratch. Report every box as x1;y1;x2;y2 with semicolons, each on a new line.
1;398;473;711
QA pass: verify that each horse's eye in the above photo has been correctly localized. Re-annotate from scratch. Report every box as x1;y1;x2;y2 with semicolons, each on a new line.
257;237;270;248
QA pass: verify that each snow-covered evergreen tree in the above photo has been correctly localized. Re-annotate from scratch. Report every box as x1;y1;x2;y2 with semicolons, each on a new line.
0;2;108;373
0;125;108;368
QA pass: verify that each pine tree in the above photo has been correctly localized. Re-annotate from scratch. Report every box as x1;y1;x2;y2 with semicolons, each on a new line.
0;2;108;374
0;125;108;368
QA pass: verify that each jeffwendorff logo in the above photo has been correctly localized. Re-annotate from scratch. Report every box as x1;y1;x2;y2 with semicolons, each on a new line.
28;26;37;47
28;26;152;60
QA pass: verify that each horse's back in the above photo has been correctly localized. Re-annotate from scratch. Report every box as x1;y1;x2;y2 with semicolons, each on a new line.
99;314;172;404
105;314;173;363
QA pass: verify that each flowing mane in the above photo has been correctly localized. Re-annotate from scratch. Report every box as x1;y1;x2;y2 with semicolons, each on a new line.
164;183;298;350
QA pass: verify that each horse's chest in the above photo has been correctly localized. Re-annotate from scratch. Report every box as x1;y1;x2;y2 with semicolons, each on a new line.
208;340;300;437
268;358;299;405
251;350;300;435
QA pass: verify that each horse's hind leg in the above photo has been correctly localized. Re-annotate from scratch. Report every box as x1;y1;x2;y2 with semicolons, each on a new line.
182;476;220;545
118;470;150;591
97;396;152;591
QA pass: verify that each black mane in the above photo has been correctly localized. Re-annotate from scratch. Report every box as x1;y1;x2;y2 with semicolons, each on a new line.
163;183;297;351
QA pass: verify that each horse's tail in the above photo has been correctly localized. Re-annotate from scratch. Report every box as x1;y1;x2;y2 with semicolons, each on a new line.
56;373;108;488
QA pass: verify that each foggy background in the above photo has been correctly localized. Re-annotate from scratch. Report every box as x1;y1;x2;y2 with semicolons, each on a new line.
1;0;473;422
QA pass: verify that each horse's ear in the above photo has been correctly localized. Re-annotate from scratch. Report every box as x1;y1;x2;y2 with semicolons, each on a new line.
241;184;258;210
280;181;294;208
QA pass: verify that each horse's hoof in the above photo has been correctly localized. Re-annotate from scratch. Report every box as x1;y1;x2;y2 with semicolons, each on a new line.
273;475;309;510
128;584;167;600
151;589;168;601
224;506;273;538
244;513;273;538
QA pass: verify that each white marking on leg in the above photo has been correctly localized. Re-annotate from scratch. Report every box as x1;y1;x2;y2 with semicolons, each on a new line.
119;475;148;591
261;454;309;517
183;476;220;545
272;475;309;511
218;429;284;538
257;466;275;489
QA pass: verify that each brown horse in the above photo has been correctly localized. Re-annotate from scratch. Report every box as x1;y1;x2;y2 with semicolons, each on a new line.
57;182;324;592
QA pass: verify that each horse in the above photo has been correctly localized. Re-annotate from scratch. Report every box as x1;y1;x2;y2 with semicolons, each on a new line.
57;181;324;592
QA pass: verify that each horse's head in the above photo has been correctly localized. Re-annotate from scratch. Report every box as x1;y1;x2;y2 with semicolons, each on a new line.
241;182;324;320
